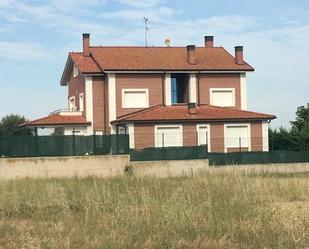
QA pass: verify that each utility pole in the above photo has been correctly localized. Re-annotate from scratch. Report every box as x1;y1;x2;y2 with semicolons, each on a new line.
144;17;149;47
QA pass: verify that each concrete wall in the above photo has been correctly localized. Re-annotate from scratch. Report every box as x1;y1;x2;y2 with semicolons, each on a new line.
130;159;209;178
0;155;129;180
1;155;308;180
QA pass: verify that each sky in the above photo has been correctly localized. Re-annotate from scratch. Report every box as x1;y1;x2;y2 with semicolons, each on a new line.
0;0;308;128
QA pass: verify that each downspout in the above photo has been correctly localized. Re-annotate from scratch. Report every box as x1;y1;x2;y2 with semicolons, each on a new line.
162;72;166;105
197;71;201;105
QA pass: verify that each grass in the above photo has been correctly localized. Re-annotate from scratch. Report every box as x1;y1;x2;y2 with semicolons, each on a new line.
0;172;309;248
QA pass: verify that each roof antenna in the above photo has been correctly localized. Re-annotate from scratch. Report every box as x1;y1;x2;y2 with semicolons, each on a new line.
144;17;149;47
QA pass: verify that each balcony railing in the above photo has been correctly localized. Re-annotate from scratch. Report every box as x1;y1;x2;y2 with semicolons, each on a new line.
50;107;82;116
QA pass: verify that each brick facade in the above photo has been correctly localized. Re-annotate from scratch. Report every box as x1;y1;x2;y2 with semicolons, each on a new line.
133;121;264;153
115;74;164;117
92;76;106;132
134;123;155;149
250;121;263;151
183;123;197;146
66;72;266;152
199;73;241;109
68;74;85;113
210;123;225;152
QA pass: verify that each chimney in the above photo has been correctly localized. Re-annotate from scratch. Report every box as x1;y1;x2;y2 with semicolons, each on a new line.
188;103;197;115
235;46;244;64
83;33;90;57
186;45;196;65
204;36;214;47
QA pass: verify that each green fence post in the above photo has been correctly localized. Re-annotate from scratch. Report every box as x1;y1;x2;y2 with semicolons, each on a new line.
93;132;96;155
34;127;39;157
72;131;76;156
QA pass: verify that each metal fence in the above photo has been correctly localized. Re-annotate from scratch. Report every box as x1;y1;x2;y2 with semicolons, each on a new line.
0;134;129;158
208;151;309;166
130;146;208;161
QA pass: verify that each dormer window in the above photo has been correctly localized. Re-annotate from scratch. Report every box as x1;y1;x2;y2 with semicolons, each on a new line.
73;64;79;78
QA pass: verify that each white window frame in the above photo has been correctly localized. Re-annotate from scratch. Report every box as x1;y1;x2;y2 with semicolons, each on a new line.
224;123;251;153
79;93;84;112
196;124;211;152
122;88;149;109
154;124;183;148
73;64;79;78
68;96;76;110
210;88;236;107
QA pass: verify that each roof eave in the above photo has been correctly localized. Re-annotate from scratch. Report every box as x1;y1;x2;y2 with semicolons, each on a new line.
112;116;276;124
21;122;91;127
60;56;73;86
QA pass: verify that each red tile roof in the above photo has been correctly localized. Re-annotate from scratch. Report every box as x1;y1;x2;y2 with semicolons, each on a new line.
70;46;254;73
70;52;102;73
21;114;91;127
112;105;276;123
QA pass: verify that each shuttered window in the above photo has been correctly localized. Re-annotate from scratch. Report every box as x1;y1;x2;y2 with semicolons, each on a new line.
122;89;149;108
210;88;235;107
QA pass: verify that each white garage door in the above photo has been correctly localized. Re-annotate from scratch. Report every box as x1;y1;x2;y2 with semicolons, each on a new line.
156;126;182;147
226;125;249;148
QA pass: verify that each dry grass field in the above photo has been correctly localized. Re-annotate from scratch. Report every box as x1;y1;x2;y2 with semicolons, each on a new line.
0;169;309;249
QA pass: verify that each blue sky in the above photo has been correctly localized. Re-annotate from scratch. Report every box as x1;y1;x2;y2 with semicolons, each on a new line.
0;0;308;128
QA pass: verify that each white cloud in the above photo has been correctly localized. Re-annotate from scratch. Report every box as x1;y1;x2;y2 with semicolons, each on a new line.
100;7;178;21
115;0;164;8
0;0;308;127
0;41;50;60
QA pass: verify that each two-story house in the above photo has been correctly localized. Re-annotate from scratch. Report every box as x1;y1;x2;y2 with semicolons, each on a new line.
24;34;276;152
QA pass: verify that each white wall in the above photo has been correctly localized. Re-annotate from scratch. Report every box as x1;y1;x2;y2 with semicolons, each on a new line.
108;73;116;133
85;76;93;134
165;73;171;106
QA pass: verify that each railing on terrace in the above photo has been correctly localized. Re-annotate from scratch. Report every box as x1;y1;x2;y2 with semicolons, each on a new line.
0;134;129;158
49;108;80;115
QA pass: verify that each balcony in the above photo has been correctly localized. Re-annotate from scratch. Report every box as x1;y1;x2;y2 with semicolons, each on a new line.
49;108;83;116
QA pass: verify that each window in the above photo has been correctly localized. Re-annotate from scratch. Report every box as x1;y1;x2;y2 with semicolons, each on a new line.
171;74;189;104
210;88;235;107
117;125;127;134
94;130;103;135
73;64;79;78
197;125;210;146
69;96;76;110
122;89;149;108
79;93;84;112
226;125;250;148
155;125;183;147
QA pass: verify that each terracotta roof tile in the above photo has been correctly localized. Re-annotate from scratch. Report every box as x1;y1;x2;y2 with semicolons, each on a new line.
113;105;275;123
70;46;254;72
70;52;102;73
22;114;91;127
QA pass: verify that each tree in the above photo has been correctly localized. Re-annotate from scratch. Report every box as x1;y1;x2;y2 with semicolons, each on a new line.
269;103;309;151
0;114;31;136
290;103;309;132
